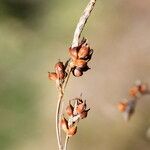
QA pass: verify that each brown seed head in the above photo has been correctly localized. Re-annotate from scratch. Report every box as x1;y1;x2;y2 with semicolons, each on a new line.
61;117;68;133
57;71;66;79
80;109;90;119
73;67;83;77
48;72;58;81
86;49;93;61
76;101;86;114
129;86;139;97
69;47;78;60
118;102;127;112
68;125;77;137
55;61;66;79
66;103;74;116
55;61;64;72
74;59;87;68
78;45;90;59
139;84;148;94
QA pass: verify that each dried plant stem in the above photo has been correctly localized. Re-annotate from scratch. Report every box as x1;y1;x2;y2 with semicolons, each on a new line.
63;136;69;150
56;0;96;149
72;0;96;48
63;68;72;92
56;67;72;150
56;86;64;150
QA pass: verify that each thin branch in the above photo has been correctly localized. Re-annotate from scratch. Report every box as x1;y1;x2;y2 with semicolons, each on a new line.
72;0;96;48
63;67;72;92
56;86;64;150
56;67;72;150
63;136;69;150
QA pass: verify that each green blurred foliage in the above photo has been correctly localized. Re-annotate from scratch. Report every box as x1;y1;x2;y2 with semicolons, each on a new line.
0;0;150;150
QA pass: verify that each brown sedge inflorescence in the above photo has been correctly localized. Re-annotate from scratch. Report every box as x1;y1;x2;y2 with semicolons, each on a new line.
117;81;149;121
47;1;96;149
69;38;93;77
48;61;67;86
48;38;93;82
61;97;90;137
48;37;93;149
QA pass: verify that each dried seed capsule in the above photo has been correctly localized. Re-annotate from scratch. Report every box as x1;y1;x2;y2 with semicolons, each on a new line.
55;61;66;79
129;86;139;97
57;71;66;79
66;103;74;116
139;84;148;94
81;65;90;72
48;72;58;81
118;102;127;112
73;67;83;77
76;101;86;114
69;47;78;60
61;117;68;133
85;49;93;61
55;61;65;72
68;125;77;137
80;109;90;119
78;45;90;59
74;59;87;68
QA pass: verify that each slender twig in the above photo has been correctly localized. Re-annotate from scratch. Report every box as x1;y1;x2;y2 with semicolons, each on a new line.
56;86;64;150
63;68;72;92
72;0;96;48
56;0;96;149
56;67;72;150
63;136;69;150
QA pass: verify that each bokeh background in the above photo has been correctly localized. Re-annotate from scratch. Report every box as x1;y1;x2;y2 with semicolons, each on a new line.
0;0;150;150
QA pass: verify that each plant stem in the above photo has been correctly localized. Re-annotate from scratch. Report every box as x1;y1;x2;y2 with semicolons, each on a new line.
63;136;69;150
72;0;96;48
56;67;72;150
56;86;64;150
56;0;96;149
63;68;72;92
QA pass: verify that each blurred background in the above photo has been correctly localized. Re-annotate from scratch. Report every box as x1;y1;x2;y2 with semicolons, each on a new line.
0;0;150;150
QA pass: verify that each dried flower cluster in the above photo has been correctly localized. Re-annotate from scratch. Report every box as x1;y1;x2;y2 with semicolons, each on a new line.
61;98;90;137
48;39;93;149
48;61;67;85
118;81;149;121
48;39;93;83
69;38;93;77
